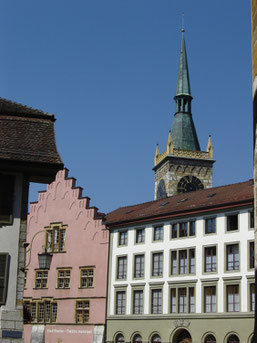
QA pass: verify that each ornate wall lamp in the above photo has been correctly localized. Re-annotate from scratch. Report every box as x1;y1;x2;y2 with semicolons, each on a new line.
21;230;52;272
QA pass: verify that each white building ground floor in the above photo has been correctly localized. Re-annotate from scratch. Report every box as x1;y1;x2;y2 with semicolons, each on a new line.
106;315;254;343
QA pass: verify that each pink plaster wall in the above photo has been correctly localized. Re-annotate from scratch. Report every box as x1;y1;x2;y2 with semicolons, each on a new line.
24;169;109;339
25;324;95;343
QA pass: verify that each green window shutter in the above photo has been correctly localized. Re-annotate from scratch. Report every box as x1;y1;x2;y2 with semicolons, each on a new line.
0;253;9;305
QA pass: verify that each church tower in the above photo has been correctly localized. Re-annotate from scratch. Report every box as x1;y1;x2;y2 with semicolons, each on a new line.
153;29;215;200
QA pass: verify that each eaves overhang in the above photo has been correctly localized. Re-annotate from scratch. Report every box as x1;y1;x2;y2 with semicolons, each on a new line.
104;199;253;230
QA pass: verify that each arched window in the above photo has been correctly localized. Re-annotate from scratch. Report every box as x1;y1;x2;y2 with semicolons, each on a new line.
227;334;240;343
151;334;161;343
204;334;216;343
116;334;125;343
133;334;142;343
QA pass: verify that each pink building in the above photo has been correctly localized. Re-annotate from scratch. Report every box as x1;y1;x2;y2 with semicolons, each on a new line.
24;169;109;343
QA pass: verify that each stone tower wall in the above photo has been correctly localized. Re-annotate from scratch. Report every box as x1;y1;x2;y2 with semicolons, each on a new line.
154;158;213;199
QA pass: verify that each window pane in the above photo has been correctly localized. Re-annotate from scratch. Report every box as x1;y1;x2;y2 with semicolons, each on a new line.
152;253;163;276
133;290;143;314
134;255;144;278
116;291;126;315
136;229;145;243
171;251;177;275
154;226;163;241
227;214;238;231
179;222;188;237
117;257;127;279
152;289;162;314
189;221;195;236
170;288;176;313
171;224;177;238
179;250;187;274
178;288;187;313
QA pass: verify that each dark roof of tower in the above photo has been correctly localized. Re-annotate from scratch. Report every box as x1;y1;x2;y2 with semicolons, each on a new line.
171;112;200;151
171;31;200;151
176;31;191;96
0;97;63;181
105;180;253;227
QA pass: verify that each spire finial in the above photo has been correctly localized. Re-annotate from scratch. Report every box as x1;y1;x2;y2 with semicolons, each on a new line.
182;12;185;33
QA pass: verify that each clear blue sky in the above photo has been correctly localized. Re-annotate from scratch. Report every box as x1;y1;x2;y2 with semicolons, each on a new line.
0;1;252;213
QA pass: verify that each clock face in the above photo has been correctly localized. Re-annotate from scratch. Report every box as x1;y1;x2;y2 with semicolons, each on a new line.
157;179;167;200
177;175;204;194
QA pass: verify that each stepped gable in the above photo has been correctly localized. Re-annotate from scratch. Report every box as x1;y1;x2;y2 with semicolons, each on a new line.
0;97;63;180
105;180;253;227
28;169;106;236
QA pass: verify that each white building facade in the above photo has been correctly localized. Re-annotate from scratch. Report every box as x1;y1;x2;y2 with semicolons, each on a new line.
105;181;255;343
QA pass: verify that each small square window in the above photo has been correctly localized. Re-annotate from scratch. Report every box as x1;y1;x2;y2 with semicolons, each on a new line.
119;231;128;246
205;218;216;234
189;221;195;236
57;269;71;288
35;270;48;289
227;214;238;231
153;226;163;241
136;229;145;243
80;268;94;288
179;222;188;237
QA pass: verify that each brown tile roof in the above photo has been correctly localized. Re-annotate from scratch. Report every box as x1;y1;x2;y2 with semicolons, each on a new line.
0;97;63;179
105;180;253;227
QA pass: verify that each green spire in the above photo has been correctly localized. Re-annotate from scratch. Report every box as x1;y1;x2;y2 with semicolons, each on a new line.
176;30;191;96
171;30;201;151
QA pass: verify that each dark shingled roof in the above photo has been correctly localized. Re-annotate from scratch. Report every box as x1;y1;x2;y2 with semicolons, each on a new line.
0;97;63;180
105;180;253;227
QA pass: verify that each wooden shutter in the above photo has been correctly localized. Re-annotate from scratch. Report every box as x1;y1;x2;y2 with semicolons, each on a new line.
0;174;15;223
0;253;9;304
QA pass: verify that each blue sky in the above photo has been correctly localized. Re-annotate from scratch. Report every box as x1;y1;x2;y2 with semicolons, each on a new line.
0;1;252;213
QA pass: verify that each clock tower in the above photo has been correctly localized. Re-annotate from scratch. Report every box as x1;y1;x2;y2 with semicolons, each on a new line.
153;29;215;200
